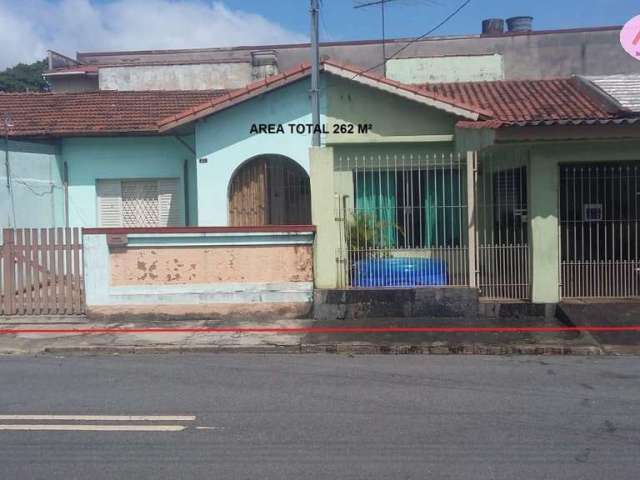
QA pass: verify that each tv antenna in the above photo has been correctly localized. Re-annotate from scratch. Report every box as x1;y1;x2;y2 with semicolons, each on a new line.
353;0;401;76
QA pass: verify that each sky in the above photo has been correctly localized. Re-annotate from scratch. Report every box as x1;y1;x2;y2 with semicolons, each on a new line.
0;0;639;69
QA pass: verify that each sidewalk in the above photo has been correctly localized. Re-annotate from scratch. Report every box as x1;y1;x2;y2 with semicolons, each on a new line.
0;316;616;356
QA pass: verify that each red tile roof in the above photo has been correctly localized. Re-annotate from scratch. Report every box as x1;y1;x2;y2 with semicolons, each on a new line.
419;78;620;128
158;63;315;131
158;60;491;131
0;64;634;138
0;90;227;137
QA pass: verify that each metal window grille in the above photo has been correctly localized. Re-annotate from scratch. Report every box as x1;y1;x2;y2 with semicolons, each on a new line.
97;178;180;228
122;180;160;227
560;163;640;298
334;152;469;288
476;154;531;299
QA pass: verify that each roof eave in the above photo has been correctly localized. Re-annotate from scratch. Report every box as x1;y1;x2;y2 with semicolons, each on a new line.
159;60;489;132
572;75;630;115
158;65;312;132
322;62;487;120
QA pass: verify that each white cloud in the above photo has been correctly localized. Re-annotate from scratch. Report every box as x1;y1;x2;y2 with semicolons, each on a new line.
0;0;307;69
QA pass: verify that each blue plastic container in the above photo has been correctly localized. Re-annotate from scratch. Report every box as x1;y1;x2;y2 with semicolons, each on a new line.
352;257;448;287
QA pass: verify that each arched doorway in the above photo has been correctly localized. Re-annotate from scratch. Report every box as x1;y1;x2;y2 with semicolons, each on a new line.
228;155;311;226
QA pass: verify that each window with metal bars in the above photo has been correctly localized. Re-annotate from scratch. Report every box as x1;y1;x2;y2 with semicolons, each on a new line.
96;178;181;227
353;167;464;249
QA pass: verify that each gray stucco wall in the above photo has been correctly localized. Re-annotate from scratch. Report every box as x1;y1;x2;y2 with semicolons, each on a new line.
49;27;639;92
98;63;254;91
80;27;640;80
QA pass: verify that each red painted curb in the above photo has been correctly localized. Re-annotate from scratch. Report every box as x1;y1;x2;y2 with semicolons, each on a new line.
1;326;640;335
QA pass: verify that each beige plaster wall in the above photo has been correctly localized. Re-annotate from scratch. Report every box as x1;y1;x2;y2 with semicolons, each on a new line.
110;244;313;286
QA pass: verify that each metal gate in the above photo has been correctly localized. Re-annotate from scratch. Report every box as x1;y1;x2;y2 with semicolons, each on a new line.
0;228;85;315
560;163;640;298
334;152;469;288
475;154;531;299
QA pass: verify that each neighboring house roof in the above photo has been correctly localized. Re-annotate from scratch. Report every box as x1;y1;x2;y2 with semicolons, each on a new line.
2;61;637;137
157;60;492;132
0;90;227;137
584;74;640;112
424;78;625;129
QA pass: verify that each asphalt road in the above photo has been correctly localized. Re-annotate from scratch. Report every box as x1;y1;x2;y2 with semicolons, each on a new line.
0;354;638;479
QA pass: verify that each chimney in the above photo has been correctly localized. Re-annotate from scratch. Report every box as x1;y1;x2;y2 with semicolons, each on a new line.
506;16;533;33
481;18;504;35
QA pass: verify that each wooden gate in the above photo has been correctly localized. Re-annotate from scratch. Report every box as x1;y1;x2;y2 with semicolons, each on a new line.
229;155;311;226
0;228;85;315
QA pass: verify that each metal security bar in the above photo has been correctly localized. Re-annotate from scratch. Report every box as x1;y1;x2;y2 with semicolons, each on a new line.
560;163;640;298
334;152;469;288
476;154;530;299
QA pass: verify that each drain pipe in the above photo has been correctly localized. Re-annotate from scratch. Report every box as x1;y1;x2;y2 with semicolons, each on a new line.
3;113;14;227
174;136;196;226
63;159;69;227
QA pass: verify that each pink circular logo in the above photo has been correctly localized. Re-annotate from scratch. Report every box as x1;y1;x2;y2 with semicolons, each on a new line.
620;15;640;60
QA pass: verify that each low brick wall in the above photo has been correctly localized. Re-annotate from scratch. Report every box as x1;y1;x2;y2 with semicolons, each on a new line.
83;226;315;320
313;287;480;320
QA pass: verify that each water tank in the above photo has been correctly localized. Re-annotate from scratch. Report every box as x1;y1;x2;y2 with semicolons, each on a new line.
506;16;533;33
481;18;505;35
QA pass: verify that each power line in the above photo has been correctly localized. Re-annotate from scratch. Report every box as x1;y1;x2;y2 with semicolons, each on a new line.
319;2;334;41
354;0;399;76
353;0;399;8
351;0;473;79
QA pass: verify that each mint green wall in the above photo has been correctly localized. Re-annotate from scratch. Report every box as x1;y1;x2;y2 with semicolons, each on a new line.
1;140;65;228
195;77;326;226
325;74;457;141
387;54;504;83
63;136;195;227
527;140;640;303
482;139;640;303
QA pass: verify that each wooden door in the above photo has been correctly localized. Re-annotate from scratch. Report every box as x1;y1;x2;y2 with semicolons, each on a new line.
229;158;267;226
229;156;311;226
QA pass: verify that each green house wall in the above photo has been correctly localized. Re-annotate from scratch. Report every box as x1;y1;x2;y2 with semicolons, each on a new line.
63;136;195;227
1;140;65;228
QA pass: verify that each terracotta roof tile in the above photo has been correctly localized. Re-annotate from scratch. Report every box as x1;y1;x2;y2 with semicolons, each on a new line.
0;90;227;137
158;61;491;131
1;67;634;138
419;78;621;127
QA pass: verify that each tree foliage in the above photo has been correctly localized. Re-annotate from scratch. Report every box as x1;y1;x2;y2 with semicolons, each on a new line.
0;59;49;93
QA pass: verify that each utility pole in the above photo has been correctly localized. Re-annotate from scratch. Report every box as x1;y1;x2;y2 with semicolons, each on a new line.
381;0;386;76
310;0;321;147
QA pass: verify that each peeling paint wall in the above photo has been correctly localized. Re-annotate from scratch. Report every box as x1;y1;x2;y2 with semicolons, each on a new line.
83;231;315;320
110;245;313;286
